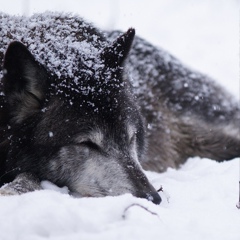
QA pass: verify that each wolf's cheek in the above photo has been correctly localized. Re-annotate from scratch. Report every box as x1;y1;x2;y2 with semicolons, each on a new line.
46;145;91;185
71;155;131;198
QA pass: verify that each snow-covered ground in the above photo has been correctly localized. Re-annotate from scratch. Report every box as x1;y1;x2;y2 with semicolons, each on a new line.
0;158;239;240
0;1;239;240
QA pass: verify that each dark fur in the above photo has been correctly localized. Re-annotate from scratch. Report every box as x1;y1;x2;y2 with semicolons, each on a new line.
0;13;239;201
115;31;240;171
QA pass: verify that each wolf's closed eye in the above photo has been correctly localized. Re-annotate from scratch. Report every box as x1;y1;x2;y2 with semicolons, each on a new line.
80;141;100;151
129;134;136;145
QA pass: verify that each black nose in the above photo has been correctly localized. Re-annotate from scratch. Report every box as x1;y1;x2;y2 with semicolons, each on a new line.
148;192;162;205
138;191;162;205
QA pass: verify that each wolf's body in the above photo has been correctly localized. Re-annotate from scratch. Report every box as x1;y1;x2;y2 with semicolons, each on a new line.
109;31;240;172
0;12;239;201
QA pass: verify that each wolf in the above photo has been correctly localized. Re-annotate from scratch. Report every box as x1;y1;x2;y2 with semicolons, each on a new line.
0;12;239;203
0;12;161;204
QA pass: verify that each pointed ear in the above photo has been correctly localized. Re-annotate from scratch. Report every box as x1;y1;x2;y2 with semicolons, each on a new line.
101;28;135;68
3;41;48;123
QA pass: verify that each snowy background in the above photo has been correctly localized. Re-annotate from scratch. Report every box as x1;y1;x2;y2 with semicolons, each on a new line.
0;0;239;240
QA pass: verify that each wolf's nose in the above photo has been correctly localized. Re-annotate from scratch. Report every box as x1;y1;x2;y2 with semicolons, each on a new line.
138;191;162;205
148;192;162;205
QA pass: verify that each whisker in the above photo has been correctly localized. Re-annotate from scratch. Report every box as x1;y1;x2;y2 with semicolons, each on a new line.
0;167;20;181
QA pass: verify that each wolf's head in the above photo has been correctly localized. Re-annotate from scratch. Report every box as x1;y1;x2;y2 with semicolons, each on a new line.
2;29;161;204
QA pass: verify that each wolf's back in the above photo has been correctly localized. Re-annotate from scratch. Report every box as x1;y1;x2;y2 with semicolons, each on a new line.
108;31;240;171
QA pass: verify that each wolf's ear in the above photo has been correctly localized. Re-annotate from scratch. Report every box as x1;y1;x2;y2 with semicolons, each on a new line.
3;41;48;123
101;28;135;68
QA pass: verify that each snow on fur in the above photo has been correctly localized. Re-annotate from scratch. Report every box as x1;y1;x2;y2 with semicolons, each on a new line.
0;12;105;80
1;12;238;122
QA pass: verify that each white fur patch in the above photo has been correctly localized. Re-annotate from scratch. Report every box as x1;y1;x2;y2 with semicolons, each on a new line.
127;124;142;168
127;125;136;141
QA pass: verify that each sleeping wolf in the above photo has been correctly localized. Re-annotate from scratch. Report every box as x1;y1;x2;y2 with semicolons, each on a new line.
0;12;239;203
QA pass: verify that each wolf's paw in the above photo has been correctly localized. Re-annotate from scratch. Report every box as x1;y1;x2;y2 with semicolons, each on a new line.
0;185;20;196
0;172;42;196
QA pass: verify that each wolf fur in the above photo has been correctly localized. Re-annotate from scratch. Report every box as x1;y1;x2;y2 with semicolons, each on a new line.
0;12;239;202
110;31;240;172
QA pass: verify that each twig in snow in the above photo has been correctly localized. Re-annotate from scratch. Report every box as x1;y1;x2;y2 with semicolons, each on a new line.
236;202;240;209
236;180;240;210
157;185;170;203
157;186;163;192
122;203;160;220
